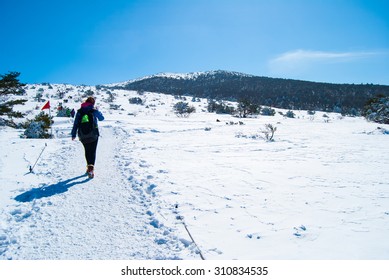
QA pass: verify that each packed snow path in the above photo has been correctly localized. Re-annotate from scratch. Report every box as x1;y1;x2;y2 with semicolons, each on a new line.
0;123;194;259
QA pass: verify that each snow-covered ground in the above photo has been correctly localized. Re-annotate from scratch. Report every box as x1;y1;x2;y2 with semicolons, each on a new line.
1;84;389;260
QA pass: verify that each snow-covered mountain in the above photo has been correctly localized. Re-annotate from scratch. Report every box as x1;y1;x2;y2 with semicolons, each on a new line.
1;83;389;260
107;70;253;87
135;70;254;81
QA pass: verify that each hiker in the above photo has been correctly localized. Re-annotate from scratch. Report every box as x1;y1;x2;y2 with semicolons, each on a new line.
71;96;104;178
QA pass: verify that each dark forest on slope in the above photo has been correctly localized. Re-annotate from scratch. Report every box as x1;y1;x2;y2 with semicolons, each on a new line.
111;71;389;115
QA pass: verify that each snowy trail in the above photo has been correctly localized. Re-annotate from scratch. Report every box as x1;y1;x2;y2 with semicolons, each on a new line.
1;123;193;260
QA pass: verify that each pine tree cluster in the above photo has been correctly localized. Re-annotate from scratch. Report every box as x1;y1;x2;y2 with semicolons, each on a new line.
363;95;389;124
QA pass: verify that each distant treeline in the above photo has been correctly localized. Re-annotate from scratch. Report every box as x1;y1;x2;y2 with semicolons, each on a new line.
111;71;389;115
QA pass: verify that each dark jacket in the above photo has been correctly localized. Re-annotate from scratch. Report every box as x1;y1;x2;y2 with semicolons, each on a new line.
71;102;104;140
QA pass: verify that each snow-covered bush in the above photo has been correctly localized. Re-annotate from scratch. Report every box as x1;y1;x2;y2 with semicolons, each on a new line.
129;97;144;105
207;99;235;115
0;118;17;127
365;127;389;135
82;89;95;99
261;107;276;116
307;110;316;115
110;104;121;110
23;112;53;139
285;110;295;118
24;121;47;138
363;96;389;124
105;91;115;103
173;101;195;117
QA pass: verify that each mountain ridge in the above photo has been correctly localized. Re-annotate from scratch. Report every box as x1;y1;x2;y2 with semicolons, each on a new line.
108;70;389;114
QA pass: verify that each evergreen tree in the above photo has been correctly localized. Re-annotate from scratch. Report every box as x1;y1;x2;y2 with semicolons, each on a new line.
237;98;260;118
0;72;27;119
363;95;389;124
207;99;235;114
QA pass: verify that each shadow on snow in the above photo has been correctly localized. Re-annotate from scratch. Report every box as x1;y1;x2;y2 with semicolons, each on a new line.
15;174;90;203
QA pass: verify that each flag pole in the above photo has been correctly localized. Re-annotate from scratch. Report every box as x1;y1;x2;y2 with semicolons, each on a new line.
49;102;53;138
41;100;52;138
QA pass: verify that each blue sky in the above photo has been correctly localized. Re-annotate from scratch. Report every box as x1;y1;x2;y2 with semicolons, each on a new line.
1;0;388;85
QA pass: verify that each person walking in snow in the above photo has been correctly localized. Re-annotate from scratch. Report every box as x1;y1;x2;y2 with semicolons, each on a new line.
71;96;104;178
70;108;75;118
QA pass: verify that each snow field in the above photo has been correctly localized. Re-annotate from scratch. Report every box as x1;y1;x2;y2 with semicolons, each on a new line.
123;112;389;259
1;84;389;259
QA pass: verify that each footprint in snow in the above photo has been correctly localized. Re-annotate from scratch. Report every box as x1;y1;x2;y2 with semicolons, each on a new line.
293;225;307;237
9;208;33;222
208;248;223;255
146;184;157;196
155;238;168;245
246;233;261;240
139;161;150;168
150;218;163;229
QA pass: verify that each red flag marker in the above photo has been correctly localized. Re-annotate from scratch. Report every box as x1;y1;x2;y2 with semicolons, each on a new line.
41;101;50;110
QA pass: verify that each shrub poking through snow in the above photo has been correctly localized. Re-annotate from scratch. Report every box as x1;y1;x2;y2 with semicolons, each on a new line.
129;97;144;105
23;112;53;139
236;123;277;142
285;110;295;118
261;107;276;116
260;123;277;142
173;101;196;117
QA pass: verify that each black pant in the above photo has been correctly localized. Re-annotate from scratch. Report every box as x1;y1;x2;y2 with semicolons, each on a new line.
82;139;98;166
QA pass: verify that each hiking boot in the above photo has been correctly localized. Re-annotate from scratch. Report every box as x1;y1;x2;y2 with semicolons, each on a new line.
87;164;94;179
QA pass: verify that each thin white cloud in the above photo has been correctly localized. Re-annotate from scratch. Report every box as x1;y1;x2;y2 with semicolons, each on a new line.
268;49;380;74
275;49;377;61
